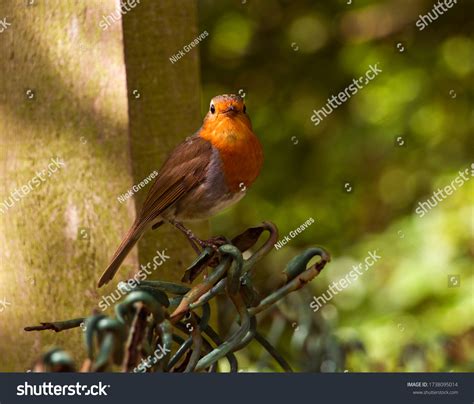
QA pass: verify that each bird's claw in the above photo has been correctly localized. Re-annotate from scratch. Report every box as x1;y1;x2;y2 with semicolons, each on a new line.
196;236;228;252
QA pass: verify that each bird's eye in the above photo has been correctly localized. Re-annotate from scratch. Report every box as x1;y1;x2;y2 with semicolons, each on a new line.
210;104;215;114
243;105;246;113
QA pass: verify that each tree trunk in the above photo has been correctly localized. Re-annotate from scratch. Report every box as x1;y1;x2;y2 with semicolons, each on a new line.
0;0;204;371
121;0;207;283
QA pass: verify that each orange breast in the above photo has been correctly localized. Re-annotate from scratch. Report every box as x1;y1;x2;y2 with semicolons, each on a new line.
199;116;263;192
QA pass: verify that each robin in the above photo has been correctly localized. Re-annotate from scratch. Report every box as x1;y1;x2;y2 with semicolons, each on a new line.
98;94;263;287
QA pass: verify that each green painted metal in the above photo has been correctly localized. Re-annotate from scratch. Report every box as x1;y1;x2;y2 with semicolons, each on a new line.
25;222;330;372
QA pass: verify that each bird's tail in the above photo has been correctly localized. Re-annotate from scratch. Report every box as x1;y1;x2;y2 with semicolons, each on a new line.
97;221;145;288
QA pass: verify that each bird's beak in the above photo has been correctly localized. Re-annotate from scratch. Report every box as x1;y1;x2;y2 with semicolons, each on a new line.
223;105;237;114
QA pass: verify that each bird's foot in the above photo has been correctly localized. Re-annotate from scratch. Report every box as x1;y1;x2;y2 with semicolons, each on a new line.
181;236;229;283
195;235;228;252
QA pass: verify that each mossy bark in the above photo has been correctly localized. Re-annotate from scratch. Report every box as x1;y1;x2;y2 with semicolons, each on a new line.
0;0;205;371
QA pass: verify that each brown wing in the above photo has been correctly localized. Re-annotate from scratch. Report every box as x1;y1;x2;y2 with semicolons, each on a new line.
137;135;212;226
97;135;212;288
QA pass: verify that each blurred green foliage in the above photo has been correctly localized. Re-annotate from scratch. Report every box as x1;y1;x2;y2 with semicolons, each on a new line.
198;0;473;371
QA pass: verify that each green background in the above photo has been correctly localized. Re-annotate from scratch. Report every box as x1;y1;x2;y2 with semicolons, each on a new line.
198;0;473;371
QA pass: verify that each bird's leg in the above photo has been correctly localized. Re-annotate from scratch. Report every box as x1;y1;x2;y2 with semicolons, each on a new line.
201;235;228;248
170;220;231;283
168;220;227;252
155;218;202;254
168;219;202;255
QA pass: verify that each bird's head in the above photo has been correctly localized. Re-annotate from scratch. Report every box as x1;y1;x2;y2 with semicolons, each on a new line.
199;94;263;190
203;94;251;129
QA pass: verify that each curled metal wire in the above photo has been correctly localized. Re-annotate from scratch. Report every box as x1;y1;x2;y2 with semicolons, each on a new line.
25;222;330;372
